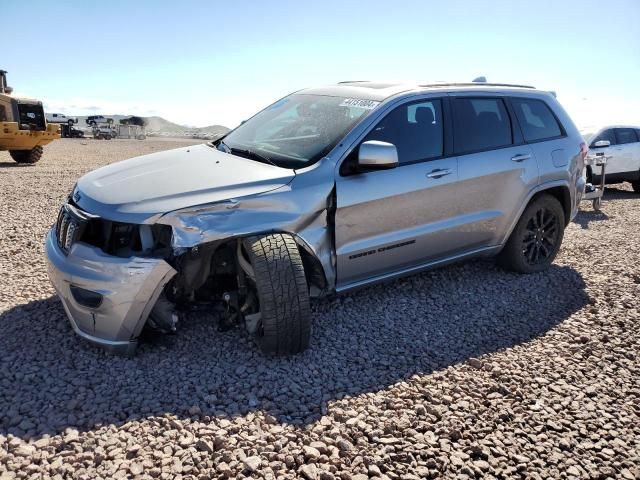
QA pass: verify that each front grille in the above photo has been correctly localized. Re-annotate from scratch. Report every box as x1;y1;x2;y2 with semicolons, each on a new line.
55;206;84;253
54;201;170;257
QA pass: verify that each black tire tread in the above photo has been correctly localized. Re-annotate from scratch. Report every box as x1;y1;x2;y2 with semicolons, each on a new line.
498;194;565;274
9;146;43;164
243;234;311;355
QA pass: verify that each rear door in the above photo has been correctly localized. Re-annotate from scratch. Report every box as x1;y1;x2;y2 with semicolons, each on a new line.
334;97;462;288
452;95;538;249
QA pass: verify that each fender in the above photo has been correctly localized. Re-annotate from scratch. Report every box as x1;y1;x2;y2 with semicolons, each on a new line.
499;180;573;248
156;182;336;291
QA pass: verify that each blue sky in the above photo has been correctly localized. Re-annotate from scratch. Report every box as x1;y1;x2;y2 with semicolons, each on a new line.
4;0;639;130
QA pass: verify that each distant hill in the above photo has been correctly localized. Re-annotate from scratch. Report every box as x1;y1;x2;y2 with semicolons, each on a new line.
72;115;230;139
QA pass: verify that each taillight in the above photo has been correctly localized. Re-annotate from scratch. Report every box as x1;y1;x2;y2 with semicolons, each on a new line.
579;142;588;161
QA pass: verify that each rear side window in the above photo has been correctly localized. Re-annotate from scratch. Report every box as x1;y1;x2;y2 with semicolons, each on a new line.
615;128;638;145
590;129;616;147
364;99;443;164
511;98;562;142
452;98;512;154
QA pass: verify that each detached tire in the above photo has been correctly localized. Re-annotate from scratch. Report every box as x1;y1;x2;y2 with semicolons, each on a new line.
498;194;565;274
9;146;43;164
243;234;311;355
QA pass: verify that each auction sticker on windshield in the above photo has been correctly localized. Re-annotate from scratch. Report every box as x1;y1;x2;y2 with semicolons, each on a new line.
339;98;380;110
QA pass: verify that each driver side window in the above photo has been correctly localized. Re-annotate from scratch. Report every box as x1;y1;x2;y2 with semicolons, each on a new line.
590;129;616;147
364;99;444;164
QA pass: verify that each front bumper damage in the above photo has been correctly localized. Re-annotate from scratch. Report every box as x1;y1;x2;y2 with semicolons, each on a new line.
45;230;176;355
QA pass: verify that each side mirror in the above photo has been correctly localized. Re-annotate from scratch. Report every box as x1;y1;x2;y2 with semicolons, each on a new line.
593;140;610;148
358;141;398;170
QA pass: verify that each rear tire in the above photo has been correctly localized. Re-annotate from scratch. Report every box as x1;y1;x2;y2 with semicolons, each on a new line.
9;146;43;164
632;181;640;193
498;194;565;273
243;234;311;355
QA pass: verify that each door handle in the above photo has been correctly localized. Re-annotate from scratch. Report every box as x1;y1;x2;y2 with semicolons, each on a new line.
511;154;531;162
426;168;452;179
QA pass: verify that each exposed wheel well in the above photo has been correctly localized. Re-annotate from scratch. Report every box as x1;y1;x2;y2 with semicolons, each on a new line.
296;242;327;294
167;234;328;301
531;186;571;226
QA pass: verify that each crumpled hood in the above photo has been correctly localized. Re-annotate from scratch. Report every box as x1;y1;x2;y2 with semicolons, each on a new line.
74;144;296;223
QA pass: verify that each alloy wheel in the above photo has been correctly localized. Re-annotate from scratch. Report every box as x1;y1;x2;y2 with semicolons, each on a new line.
522;207;559;265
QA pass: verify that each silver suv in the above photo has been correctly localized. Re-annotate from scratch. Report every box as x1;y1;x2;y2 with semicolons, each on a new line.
46;81;586;355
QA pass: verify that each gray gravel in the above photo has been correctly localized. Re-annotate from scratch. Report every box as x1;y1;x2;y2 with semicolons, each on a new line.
1;139;639;479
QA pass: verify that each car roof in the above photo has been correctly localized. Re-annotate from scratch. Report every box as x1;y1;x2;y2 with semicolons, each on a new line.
299;81;544;102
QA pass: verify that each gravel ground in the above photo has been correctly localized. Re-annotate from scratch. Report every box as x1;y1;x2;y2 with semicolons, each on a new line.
1;139;638;480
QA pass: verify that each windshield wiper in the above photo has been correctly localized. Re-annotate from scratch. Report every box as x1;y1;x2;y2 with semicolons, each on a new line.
227;145;279;168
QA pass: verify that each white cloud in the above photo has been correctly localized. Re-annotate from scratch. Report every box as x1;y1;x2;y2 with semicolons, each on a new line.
558;93;640;133
24;88;639;134
35;91;286;129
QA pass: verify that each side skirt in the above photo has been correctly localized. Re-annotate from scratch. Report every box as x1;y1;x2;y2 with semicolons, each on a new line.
335;245;502;294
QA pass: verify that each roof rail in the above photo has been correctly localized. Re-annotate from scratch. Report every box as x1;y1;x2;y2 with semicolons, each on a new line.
337;80;370;84
419;82;536;89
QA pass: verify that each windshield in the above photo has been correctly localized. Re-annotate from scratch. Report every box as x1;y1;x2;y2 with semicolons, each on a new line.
17;102;46;130
217;93;379;168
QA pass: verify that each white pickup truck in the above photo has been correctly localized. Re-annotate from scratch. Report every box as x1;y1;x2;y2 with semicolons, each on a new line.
45;113;76;125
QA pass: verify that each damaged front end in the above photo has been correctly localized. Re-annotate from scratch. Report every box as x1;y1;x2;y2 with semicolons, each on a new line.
45;203;178;354
45;170;336;354
153;179;336;340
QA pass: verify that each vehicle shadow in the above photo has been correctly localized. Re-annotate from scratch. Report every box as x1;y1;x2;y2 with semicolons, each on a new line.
0;260;590;440
573;209;609;229
574;185;638;228
602;185;639;200
0;161;33;168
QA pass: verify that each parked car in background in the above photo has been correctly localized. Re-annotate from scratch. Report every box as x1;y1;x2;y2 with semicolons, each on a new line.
583;125;640;192
46;81;586;356
92;125;117;140
46;113;77;125
86;115;113;126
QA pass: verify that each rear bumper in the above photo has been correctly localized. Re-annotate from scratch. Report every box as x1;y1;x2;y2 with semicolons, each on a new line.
45;229;176;354
0;122;60;150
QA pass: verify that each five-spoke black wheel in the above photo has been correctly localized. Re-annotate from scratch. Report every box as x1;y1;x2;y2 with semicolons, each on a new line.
499;194;565;273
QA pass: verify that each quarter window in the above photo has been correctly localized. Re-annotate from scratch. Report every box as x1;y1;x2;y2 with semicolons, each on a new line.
615;128;638;145
364;99;443;164
511;98;562;142
452;98;512;154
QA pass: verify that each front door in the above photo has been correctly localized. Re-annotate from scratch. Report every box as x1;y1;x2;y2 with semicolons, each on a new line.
334;98;462;288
